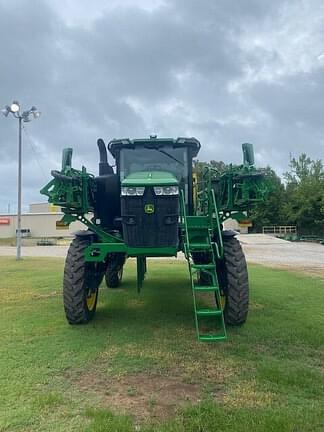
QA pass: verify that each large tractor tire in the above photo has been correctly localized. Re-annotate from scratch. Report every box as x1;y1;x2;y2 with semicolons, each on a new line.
221;236;249;326
105;266;123;288
63;236;105;324
105;253;126;288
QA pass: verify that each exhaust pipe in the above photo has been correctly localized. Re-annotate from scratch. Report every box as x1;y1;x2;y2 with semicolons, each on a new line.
97;138;113;175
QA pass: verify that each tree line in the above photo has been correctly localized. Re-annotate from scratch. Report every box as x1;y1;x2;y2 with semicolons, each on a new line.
195;154;324;235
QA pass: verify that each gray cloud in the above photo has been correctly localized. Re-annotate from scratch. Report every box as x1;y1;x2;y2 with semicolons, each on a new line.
1;0;324;212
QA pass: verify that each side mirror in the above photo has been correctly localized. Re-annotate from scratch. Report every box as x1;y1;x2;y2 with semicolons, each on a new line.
62;148;73;170
242;143;255;166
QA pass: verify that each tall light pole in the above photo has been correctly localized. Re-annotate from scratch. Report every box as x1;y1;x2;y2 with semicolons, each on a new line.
2;101;41;260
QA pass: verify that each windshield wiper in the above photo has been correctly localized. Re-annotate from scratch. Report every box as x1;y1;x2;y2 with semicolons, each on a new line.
144;146;184;165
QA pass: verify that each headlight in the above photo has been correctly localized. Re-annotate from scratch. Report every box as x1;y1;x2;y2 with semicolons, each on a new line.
121;187;145;196
153;186;179;195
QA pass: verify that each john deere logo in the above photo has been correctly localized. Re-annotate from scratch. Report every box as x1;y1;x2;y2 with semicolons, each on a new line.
144;204;154;214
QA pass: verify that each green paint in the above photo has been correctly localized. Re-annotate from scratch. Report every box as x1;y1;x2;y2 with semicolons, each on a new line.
84;243;177;262
122;171;178;186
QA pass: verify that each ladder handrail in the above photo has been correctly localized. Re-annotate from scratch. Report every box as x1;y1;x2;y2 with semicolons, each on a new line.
180;189;190;259
210;188;224;259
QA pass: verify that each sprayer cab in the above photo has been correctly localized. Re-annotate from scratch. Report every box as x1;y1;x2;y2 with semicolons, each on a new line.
105;137;200;248
108;137;200;205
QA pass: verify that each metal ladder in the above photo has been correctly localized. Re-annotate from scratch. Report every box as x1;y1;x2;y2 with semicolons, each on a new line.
181;191;227;342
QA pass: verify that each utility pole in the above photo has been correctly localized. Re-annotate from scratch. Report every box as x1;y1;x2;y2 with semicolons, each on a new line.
17;116;22;259
2;101;41;260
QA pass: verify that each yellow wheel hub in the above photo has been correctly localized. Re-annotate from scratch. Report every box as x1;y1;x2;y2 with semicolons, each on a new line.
86;291;97;311
221;294;226;310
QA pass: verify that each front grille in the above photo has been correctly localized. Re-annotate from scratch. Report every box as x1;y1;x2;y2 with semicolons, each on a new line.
121;187;179;247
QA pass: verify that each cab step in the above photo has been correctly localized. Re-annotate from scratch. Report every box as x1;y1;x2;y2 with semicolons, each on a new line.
191;263;215;270
193;285;219;292
196;309;223;317
199;334;227;342
189;243;210;250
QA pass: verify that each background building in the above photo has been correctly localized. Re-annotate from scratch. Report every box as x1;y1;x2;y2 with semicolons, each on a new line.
0;203;84;239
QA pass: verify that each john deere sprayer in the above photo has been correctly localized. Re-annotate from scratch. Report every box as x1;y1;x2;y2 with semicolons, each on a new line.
41;136;268;342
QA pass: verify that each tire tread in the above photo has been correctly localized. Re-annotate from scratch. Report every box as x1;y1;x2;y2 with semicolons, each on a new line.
63;237;96;324
223;237;249;326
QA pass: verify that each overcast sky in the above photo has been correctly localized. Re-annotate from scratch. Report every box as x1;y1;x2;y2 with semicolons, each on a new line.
1;0;324;212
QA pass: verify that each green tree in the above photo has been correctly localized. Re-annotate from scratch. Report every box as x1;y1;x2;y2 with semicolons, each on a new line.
249;167;286;232
193;159;227;183
284;154;324;235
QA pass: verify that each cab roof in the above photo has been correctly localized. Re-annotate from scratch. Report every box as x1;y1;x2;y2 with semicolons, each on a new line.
108;136;201;158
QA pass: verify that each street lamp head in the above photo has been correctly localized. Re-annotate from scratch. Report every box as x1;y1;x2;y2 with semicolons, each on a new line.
1;106;10;117
33;110;41;119
21;107;41;122
29;106;41;119
10;101;20;113
2;102;41;122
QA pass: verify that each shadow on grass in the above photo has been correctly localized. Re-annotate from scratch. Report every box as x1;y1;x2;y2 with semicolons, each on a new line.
93;273;195;335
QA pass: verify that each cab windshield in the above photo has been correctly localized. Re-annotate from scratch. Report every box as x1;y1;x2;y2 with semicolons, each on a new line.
119;145;188;184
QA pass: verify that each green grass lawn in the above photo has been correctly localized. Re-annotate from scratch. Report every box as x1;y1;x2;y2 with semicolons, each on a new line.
0;257;323;432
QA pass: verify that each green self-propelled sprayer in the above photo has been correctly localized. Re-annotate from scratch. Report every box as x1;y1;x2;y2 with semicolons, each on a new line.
41;136;269;342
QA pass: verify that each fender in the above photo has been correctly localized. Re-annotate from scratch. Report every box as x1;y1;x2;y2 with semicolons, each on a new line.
73;230;97;239
222;229;238;238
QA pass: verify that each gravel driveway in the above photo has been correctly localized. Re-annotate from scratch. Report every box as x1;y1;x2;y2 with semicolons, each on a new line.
0;234;323;276
0;245;69;258
238;234;324;277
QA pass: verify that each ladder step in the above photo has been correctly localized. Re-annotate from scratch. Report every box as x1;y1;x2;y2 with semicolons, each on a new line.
185;216;209;229
191;263;215;270
194;285;219;292
189;243;210;250
187;225;208;230
196;309;223;317
199;334;227;342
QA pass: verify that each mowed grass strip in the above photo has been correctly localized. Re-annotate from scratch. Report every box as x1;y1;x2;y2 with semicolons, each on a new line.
0;257;323;431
